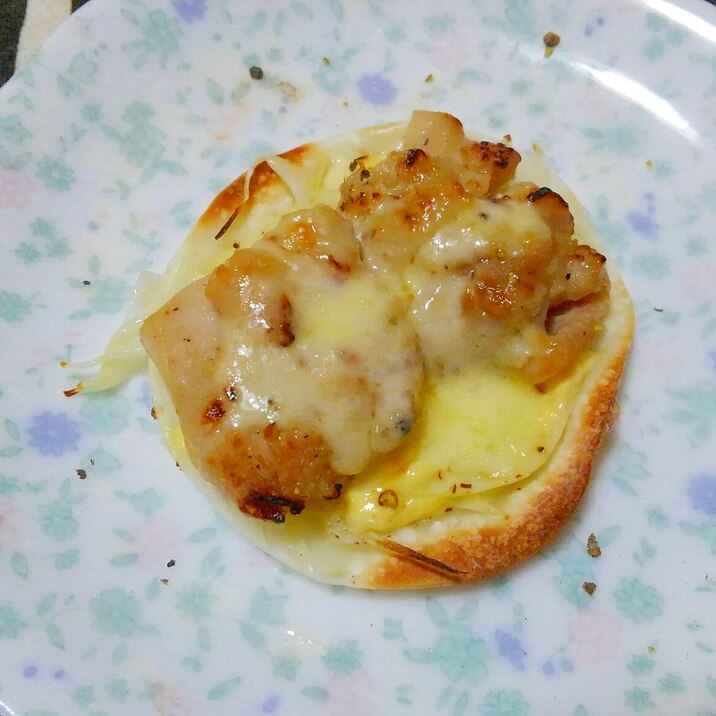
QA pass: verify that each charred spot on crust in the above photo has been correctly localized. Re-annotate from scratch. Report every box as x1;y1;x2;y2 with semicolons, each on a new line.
203;398;226;423
215;207;239;240
240;492;306;523
376;537;466;581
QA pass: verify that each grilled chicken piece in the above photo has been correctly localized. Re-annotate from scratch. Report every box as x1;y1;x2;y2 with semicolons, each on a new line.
339;111;610;384
142;205;423;522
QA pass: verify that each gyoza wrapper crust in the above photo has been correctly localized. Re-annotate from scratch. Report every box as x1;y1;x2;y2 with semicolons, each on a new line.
142;117;634;590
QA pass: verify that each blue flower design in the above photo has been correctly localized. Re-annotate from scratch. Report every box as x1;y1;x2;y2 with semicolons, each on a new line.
357;74;397;106
172;0;205;22
542;658;573;675
584;16;605;36
626;211;659;239
687;475;716;515
27;412;81;456
494;630;526;671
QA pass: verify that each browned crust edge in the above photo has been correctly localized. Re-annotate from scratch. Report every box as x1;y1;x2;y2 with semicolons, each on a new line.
148;120;635;591
199;143;314;225
363;310;633;589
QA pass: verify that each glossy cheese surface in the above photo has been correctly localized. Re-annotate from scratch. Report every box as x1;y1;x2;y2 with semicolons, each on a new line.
344;360;588;532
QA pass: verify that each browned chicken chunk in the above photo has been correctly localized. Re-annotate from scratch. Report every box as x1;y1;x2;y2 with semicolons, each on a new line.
142;206;423;522
339;111;609;384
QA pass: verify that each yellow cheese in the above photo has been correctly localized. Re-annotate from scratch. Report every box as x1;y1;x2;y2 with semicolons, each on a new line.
343;360;588;533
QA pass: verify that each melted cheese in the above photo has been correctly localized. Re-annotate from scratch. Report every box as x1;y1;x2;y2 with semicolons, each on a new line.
220;263;422;475
343;359;588;532
417;200;552;268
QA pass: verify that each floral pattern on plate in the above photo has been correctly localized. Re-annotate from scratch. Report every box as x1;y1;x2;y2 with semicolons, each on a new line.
1;0;716;714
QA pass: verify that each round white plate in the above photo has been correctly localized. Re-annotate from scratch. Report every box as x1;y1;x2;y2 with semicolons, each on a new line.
1;1;716;714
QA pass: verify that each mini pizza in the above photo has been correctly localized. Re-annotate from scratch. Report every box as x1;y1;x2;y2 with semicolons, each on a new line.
77;111;633;589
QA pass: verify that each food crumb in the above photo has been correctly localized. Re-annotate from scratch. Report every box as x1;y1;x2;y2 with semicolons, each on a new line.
647;645;655;654
322;57;331;66
167;559;176;568
543;31;561;57
160;578;170;585
645;159;654;170
587;533;602;558
63;384;83;398
425;73;434;83
502;133;512;145
582;581;597;596
249;65;264;80
76;468;87;480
